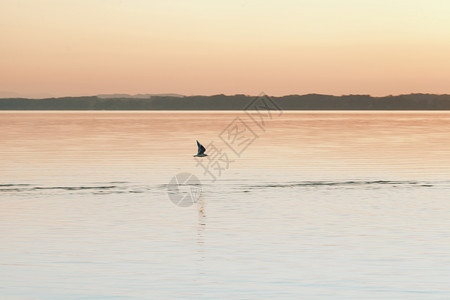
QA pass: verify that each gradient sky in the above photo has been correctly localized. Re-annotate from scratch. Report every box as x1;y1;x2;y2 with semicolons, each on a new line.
1;0;450;97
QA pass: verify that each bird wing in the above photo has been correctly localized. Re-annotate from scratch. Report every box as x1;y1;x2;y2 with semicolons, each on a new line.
197;140;206;155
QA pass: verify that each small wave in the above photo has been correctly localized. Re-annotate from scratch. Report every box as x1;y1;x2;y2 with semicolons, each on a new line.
0;184;33;193
0;188;27;192
0;184;122;193
249;180;432;189
33;185;117;191
0;183;155;195
94;181;129;184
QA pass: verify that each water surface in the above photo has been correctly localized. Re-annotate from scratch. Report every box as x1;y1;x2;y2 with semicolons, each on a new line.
1;111;450;299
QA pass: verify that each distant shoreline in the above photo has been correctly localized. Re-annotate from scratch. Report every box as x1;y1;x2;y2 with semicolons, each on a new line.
1;94;450;110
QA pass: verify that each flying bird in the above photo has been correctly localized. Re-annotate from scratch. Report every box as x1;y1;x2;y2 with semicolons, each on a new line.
194;140;208;157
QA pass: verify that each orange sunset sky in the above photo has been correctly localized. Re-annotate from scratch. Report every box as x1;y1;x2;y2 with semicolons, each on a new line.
1;0;450;98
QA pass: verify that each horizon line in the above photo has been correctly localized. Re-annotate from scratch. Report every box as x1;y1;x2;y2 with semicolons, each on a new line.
2;92;450;100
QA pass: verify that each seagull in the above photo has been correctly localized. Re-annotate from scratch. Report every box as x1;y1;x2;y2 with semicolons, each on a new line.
194;140;208;157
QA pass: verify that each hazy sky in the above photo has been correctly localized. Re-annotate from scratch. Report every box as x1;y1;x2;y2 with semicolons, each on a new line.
1;0;450;97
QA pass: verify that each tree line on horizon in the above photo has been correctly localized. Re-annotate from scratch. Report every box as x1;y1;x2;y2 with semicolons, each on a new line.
1;94;450;110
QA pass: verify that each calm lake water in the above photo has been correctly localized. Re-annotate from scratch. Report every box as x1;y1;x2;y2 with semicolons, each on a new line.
1;111;450;299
